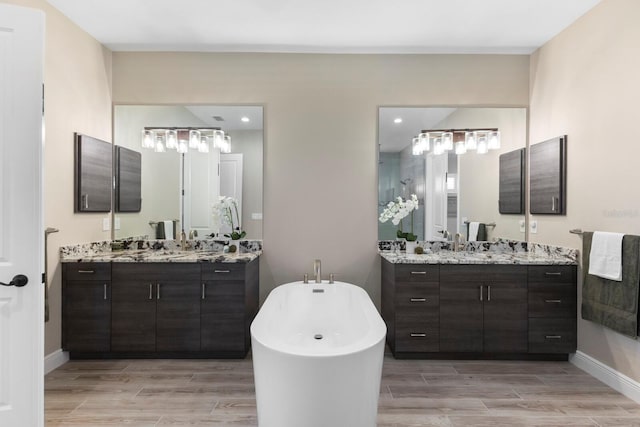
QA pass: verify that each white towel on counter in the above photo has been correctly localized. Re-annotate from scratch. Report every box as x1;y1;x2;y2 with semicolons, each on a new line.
163;220;174;240
589;231;624;281
468;222;480;242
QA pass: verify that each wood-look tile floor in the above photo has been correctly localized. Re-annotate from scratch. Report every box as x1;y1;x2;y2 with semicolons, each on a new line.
45;351;640;426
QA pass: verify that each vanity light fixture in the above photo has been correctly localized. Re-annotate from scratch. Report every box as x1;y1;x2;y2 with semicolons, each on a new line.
141;127;231;155
412;128;499;156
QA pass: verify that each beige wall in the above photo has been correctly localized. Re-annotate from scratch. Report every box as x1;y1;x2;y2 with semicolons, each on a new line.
1;0;113;355
113;53;529;307
530;0;640;381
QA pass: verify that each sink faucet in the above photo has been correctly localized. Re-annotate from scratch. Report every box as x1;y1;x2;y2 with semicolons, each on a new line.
180;231;191;250
454;233;465;252
313;259;322;283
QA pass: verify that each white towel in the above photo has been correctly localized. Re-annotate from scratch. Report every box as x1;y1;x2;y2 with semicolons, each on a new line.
468;222;480;242
589;231;624;281
163;220;174;240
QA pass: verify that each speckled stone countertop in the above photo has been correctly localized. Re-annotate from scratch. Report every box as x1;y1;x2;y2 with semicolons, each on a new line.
60;239;262;264
378;240;578;265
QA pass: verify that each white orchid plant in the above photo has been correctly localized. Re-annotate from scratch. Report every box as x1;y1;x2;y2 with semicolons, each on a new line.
212;196;246;240
379;194;419;241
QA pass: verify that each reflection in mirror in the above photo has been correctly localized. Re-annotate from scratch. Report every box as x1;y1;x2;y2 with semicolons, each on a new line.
113;105;263;240
378;107;526;242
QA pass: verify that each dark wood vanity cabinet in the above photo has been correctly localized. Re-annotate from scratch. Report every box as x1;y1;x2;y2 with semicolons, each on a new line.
62;263;111;352
440;265;528;353
382;260;577;359
62;258;259;358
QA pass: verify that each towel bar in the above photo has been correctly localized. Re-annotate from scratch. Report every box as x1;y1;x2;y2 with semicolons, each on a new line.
463;221;496;228
149;220;180;227
569;229;584;235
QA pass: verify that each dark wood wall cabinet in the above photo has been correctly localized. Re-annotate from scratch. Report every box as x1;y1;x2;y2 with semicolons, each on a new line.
382;259;577;360
529;136;567;215
74;133;112;212
62;259;259;359
114;146;142;212
498;148;525;214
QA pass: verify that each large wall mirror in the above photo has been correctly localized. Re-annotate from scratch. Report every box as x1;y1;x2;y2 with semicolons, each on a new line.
113;105;263;240
378;107;527;242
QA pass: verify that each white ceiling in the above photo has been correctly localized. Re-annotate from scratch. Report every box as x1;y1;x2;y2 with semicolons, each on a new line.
46;0;601;54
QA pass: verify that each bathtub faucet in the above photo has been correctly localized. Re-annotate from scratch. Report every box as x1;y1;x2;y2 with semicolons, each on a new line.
313;259;322;283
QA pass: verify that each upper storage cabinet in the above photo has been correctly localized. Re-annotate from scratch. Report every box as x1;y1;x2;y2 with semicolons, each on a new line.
115;146;142;212
498;148;525;214
529;136;567;215
74;133;112;212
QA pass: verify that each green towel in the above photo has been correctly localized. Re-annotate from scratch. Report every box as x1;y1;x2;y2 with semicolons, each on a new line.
582;232;640;338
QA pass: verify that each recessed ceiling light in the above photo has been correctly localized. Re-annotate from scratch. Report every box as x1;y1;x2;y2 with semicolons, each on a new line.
394;118;402;124
241;116;250;123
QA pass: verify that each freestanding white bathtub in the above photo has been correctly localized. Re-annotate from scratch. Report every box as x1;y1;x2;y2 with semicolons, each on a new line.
251;280;386;427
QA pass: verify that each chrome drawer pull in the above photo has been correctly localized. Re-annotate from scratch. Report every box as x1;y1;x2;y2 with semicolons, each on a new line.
544;272;562;276
410;298;426;302
202;283;206;300
545;335;562;340
149;284;153;300
214;270;230;273
77;270;95;274
410;271;427;275
157;283;161;300
545;299;562;303
103;284;107;300
410;333;427;337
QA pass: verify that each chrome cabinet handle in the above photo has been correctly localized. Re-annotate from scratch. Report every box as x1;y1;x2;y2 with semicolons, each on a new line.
487;285;491;302
545;272;562;276
103;283;107;300
214;270;230;273
551;196;555;212
77;270;95;274
202;283;206;300
410;298;426;302
156;283;161;300
410;333;427;337
545;335;562;340
410;271;427;275
479;285;483;301
149;284;153;300
82;194;89;209
545;299;562;303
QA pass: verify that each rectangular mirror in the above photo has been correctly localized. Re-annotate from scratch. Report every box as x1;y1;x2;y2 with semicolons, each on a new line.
378;107;527;242
113;105;263;240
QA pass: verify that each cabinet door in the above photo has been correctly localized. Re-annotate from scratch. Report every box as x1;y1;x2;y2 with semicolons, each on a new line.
201;280;246;352
156;281;201;352
530;136;566;214
63;280;111;352
440;269;483;352
74;133;112;212
483;282;528;353
499;148;525;214
111;279;156;352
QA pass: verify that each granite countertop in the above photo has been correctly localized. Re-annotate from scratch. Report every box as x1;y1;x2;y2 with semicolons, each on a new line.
61;249;261;264
379;250;576;265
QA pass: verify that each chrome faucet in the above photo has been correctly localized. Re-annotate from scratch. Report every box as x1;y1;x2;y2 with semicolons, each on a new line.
313;259;322;283
454;233;465;252
180;231;191;250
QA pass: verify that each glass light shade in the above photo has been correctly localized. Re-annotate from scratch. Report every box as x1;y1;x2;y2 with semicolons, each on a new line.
154;137;166;153
189;130;201;148
488;130;501;150
166;129;178;149
433;137;444;155
213;130;225;149
412;136;422;155
465;131;477;150
222;135;232;153
141;130;154;149
455;140;467;155
477;135;489;154
177;140;188;153
198;136;210;153
418;132;430;152
442;132;453;151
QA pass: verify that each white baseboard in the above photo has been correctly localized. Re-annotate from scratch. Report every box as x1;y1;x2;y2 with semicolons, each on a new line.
44;349;69;374
570;351;640;404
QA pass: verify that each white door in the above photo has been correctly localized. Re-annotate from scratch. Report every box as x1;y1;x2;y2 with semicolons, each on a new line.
183;149;220;236
425;153;448;240
0;4;45;426
220;153;243;234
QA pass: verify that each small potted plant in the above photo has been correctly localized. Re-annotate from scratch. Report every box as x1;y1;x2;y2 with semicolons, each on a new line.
213;196;246;253
379;194;420;253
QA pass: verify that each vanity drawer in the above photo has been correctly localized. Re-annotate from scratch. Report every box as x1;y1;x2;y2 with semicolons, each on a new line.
64;262;111;281
202;263;246;281
528;318;577;353
528;283;576;318
395;264;439;282
395;317;439;353
395;283;439;311
528;265;576;283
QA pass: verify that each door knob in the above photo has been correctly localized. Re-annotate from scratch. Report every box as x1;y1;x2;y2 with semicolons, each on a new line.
1;274;28;287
